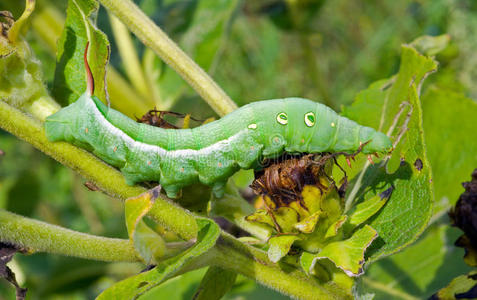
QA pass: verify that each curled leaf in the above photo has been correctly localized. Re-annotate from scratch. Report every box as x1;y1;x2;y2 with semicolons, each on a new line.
324;215;347;239
125;187;195;264
6;0;35;44
301;225;378;277
294;211;322;234
348;187;393;227
245;209;276;230
268;235;300;263
409;34;450;57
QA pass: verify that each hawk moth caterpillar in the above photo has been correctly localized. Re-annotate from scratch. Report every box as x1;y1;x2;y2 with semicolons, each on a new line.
44;47;392;199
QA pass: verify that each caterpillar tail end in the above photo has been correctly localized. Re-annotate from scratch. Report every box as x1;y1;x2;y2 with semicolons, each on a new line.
44;108;73;142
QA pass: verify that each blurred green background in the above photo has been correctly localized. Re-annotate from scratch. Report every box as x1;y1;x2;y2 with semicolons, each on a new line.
1;0;476;299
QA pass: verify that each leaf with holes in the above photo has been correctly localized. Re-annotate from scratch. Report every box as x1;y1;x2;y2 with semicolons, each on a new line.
342;37;444;261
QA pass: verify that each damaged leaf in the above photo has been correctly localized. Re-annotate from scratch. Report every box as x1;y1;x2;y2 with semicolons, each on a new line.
325;215;348;239
301;225;378;277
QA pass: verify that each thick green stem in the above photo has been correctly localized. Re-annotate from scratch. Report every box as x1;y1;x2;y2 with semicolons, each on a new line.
210;234;348;300
98;0;238;117
0;210;138;262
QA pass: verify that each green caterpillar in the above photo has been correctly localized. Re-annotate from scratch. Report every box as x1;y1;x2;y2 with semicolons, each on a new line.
45;92;392;198
45;44;391;198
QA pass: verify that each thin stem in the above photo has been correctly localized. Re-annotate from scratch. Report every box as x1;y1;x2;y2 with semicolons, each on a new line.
109;13;150;99
142;48;164;108
98;0;238;117
0;210;139;262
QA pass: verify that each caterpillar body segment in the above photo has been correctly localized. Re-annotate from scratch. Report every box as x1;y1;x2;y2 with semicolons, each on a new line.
45;94;392;198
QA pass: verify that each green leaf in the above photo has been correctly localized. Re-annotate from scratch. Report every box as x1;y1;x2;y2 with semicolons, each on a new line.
6;0;35;45
124;187;197;264
362;225;472;299
294;211;322;234
209;182;272;240
409;34;450;57
274;207;300;233
422;87;477;215
432;271;477;300
348;187;392;227
267;235;300;263
193;266;237;300
52;0;109;106
245;209;276;230
342;43;438;260
132;220;167;265
97;218;220;299
324;215;348;239
124;187;161;264
139;268;207;300
305;225;378;277
300;251;317;276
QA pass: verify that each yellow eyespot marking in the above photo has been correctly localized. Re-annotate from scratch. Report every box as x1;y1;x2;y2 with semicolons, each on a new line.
248;123;257;129
276;112;288;125
304;112;315;127
331;122;335;127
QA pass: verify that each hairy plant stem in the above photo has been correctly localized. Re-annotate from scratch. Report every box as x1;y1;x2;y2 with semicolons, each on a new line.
0;210;138;262
210;234;346;300
98;0;238;117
